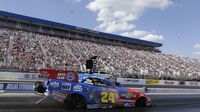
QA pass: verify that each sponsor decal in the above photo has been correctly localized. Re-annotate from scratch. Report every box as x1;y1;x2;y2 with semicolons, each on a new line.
120;92;136;99
124;79;139;83
124;102;134;107
179;81;185;85
87;104;100;109
101;91;115;103
119;99;135;103
66;72;75;81
146;80;159;85
51;94;64;102
100;104;110;109
51;93;59;99
117;78;145;85
51;91;68;102
164;81;174;85
24;73;39;79
61;83;71;91
73;85;82;92
57;73;65;80
49;82;59;88
189;82;198;86
52;90;59;95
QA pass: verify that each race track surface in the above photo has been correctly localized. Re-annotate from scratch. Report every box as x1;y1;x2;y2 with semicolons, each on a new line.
0;93;200;112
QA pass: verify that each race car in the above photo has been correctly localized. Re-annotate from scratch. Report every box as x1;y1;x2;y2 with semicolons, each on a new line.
35;69;151;109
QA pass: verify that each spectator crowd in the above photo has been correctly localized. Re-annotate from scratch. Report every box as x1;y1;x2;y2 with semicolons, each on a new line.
0;27;200;81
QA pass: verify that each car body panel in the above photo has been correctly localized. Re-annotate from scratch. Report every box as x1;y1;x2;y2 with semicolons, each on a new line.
39;69;151;109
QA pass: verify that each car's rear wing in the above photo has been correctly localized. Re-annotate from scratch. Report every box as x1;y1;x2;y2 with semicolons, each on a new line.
39;69;79;82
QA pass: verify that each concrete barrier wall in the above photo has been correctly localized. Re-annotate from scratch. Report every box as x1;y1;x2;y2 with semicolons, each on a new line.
133;87;200;93
0;72;41;81
1;72;200;93
0;83;33;90
117;78;200;87
0;84;3;89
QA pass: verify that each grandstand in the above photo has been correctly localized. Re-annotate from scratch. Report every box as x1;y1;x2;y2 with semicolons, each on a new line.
0;10;200;81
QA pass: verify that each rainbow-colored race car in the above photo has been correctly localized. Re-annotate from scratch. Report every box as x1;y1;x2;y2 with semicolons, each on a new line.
35;69;151;109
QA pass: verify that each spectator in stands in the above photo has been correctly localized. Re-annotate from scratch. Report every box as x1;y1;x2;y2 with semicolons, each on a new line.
0;27;200;81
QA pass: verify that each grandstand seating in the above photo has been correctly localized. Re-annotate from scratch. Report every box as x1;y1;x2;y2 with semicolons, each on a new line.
0;27;200;81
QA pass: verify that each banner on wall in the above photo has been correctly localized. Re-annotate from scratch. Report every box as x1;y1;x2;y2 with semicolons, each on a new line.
146;79;159;85
0;72;40;80
179;81;185;86
159;80;179;86
117;78;145;85
185;81;199;86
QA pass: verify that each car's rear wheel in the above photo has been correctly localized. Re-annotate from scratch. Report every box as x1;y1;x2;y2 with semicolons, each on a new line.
135;97;146;107
64;94;86;109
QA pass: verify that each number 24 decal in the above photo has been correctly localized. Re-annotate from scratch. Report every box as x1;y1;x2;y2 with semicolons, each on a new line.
101;91;115;103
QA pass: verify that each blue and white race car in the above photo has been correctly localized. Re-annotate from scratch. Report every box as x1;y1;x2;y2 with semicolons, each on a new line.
35;69;151;109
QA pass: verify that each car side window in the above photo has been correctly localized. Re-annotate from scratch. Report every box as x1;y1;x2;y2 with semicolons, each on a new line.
93;78;114;88
92;78;106;87
82;78;94;85
102;79;114;88
82;78;114;88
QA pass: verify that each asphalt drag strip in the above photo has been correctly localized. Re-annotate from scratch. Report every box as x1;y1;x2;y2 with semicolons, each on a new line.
1;93;200;112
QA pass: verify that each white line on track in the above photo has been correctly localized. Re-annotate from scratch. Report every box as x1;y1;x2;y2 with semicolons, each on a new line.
146;93;200;95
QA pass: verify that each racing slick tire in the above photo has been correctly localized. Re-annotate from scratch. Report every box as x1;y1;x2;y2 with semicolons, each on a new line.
34;81;46;93
64;94;86;109
135;97;146;107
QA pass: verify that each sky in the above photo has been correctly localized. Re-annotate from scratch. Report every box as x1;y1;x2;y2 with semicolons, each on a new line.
0;0;200;59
